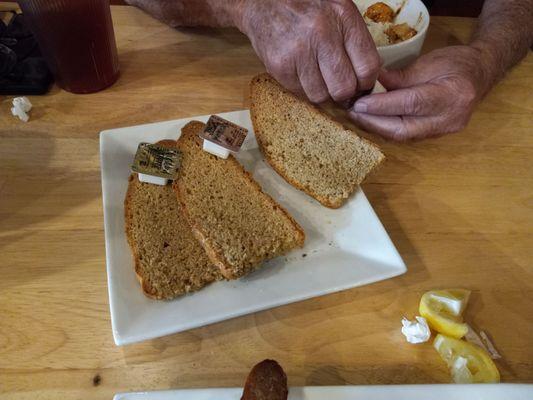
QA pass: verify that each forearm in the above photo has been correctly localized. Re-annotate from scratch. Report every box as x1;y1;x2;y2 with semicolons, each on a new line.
125;0;243;28
470;0;533;94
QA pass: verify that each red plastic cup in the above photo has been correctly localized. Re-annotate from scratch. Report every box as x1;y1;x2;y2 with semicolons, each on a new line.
18;0;120;94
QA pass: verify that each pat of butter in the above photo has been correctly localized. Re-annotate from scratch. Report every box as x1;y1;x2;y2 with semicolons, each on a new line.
131;142;180;186
203;139;230;159
138;173;168;186
199;115;248;159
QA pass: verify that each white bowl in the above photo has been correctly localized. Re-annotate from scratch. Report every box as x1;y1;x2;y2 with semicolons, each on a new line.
354;0;430;68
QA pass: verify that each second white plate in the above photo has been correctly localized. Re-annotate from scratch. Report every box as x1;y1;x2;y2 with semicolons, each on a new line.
114;384;533;400
100;110;406;345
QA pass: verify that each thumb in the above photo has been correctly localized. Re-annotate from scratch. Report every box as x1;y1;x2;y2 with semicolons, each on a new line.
378;67;413;90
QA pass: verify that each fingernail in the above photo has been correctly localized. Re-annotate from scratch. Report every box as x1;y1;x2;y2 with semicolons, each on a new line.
353;102;368;113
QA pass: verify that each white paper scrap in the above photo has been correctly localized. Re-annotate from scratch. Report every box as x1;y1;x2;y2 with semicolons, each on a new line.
465;326;486;349
401;316;431;344
372;80;387;94
11;96;33;122
465;325;502;360
480;331;502;359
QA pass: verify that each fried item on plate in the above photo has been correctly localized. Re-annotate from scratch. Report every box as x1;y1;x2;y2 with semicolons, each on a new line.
241;359;288;400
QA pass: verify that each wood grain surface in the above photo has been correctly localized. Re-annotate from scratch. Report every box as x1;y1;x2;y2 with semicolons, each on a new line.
1;5;532;399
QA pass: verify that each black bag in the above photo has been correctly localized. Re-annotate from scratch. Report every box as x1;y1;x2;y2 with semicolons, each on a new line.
0;12;53;95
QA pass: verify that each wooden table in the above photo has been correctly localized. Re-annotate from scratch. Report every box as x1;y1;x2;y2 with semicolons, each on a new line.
1;5;532;399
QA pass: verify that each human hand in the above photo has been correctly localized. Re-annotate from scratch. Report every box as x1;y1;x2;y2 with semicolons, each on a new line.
349;45;494;141
236;0;380;104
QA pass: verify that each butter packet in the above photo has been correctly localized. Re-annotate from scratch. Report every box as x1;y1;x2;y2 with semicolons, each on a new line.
199;115;248;158
131;142;180;185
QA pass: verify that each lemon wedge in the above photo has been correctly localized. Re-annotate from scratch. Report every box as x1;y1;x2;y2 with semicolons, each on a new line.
434;334;500;383
419;289;471;338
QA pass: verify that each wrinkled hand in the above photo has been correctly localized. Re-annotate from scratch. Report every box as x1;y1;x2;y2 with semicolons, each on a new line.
237;0;380;104
350;46;493;141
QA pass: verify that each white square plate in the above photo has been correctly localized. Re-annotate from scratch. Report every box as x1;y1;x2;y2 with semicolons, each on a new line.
100;110;406;346
114;385;533;400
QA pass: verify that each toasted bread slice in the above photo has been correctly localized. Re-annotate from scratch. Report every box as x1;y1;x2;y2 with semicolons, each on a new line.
241;360;288;400
173;121;305;280
250;73;385;208
124;140;222;300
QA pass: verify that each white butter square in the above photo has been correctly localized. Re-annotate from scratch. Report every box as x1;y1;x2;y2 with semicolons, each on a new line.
138;173;168;186
203;139;230;159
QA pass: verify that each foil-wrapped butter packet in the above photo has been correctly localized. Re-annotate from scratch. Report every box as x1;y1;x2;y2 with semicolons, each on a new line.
199;115;248;159
131;142;181;185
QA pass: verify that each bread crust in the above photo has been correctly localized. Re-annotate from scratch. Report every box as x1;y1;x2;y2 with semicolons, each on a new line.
250;73;384;209
124;174;164;299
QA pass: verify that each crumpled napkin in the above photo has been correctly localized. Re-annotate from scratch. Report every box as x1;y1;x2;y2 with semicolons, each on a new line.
11;96;32;122
401;316;431;344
